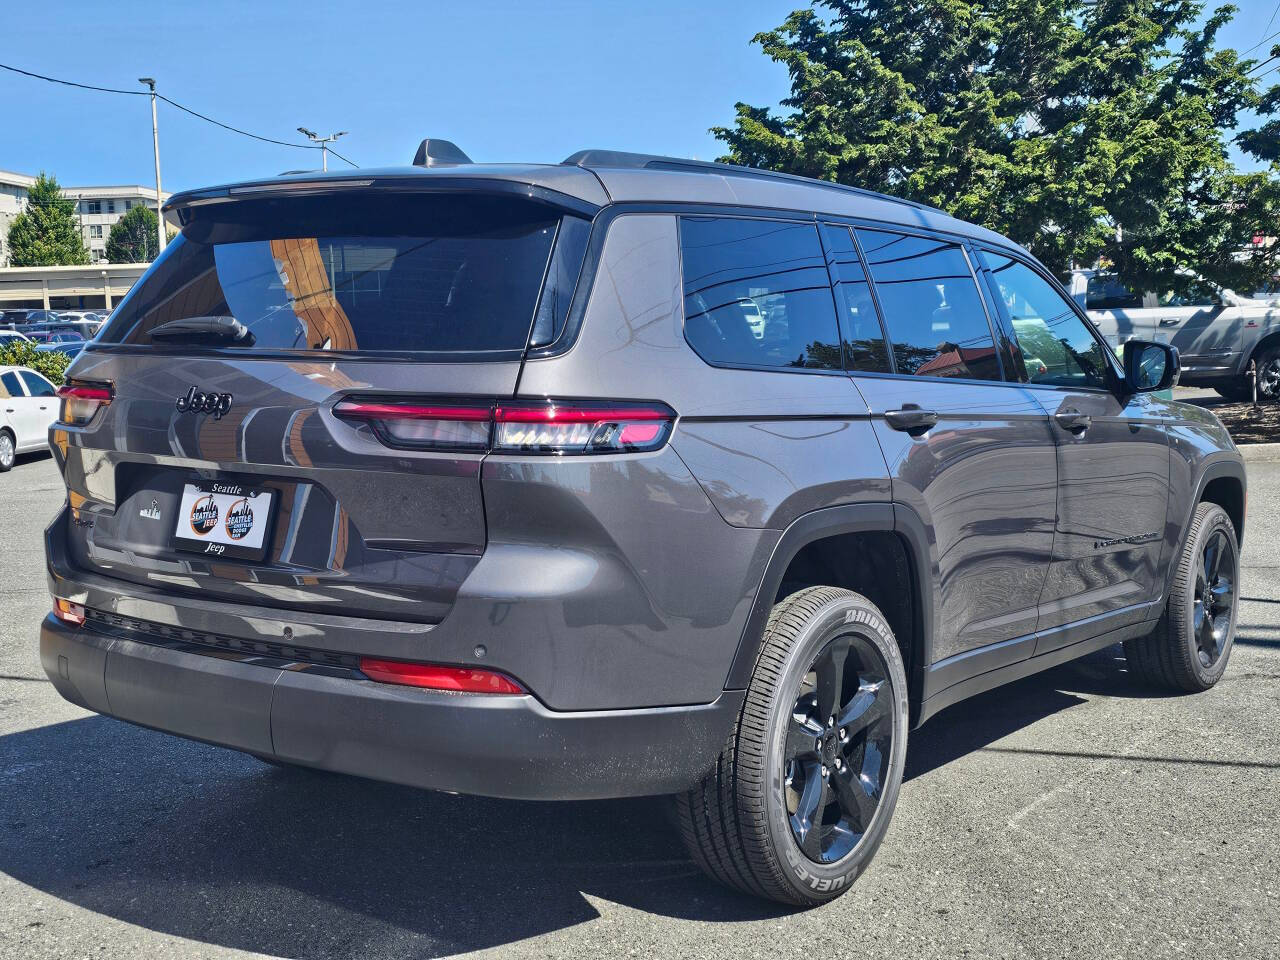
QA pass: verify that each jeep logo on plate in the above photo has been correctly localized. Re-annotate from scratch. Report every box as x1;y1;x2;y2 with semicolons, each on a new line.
175;386;233;420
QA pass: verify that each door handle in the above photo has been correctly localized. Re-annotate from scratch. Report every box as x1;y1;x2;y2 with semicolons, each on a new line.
884;406;939;436
1159;318;1179;327
1054;409;1091;434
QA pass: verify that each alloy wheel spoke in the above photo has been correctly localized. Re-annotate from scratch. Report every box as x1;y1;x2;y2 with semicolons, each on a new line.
815;636;850;722
839;680;888;736
830;764;877;831
790;765;829;858
785;714;823;763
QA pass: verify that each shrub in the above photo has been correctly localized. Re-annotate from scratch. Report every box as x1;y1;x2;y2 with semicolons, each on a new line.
0;339;73;385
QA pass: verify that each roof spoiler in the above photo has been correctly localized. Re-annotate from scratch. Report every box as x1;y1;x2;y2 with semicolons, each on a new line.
412;139;472;167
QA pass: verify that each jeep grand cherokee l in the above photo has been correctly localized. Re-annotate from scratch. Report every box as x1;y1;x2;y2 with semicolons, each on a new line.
41;142;1246;906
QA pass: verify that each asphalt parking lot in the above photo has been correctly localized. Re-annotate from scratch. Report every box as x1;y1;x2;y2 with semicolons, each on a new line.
1;443;1278;959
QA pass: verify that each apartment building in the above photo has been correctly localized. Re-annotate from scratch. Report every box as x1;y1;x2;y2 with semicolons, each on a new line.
0;169;169;266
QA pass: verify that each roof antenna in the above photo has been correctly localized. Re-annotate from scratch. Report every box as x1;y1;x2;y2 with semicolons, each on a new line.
413;139;472;167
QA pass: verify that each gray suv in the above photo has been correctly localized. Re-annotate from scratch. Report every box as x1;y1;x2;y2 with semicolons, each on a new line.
40;143;1246;906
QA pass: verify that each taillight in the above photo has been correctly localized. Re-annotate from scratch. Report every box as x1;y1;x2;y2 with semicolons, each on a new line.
333;397;675;455
56;381;113;426
332;400;491;450
358;657;525;694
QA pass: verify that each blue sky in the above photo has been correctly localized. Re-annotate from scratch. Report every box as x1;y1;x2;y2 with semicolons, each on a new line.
2;0;1277;193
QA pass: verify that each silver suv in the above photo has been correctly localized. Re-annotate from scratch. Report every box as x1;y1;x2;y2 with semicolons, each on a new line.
41;143;1246;905
1071;267;1280;400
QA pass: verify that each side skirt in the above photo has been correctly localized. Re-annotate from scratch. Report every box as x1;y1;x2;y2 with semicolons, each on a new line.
915;616;1158;727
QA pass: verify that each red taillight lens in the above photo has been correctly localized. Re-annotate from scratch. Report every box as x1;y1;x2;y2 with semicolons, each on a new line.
56;381;113;426
333;399;493;450
53;597;85;626
359;657;525;694
332;397;675;455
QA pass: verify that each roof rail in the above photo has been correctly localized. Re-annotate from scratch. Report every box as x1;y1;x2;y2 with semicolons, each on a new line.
561;149;936;212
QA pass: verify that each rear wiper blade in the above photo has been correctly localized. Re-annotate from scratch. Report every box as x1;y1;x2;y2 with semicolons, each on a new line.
147;315;256;346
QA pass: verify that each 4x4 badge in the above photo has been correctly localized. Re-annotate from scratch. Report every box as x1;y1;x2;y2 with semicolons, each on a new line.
176;386;233;420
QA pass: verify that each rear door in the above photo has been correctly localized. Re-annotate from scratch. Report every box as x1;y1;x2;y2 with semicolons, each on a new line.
846;226;1058;680
16;370;57;451
977;250;1170;652
55;189;590;624
1152;284;1244;378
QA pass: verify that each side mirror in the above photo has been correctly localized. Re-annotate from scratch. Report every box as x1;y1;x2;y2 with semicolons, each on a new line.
1219;288;1243;307
1123;339;1180;393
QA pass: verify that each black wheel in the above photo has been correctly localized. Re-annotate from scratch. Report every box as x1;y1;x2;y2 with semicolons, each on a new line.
1124;502;1239;692
1255;345;1280;401
675;586;908;906
1213;381;1252;402
0;430;13;472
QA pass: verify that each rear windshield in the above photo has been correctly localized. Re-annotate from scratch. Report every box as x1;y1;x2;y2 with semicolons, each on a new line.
98;194;585;356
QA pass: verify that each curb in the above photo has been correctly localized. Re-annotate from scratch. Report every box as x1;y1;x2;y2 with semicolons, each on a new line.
1238;442;1280;462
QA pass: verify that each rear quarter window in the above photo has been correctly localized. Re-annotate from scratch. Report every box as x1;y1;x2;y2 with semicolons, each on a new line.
1085;275;1143;310
679;216;842;371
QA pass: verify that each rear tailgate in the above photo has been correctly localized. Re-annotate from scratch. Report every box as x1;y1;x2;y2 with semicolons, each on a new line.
52;187;592;623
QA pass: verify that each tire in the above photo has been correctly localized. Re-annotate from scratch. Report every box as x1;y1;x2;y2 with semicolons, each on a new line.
1124;502;1239;692
675;586;909;906
1255;345;1280;401
0;430;14;472
1214;381;1252;402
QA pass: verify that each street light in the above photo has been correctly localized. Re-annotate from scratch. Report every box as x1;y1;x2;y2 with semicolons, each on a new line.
297;127;347;172
138;77;165;257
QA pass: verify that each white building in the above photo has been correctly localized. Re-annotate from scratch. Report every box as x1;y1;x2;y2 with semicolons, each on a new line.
0;169;169;267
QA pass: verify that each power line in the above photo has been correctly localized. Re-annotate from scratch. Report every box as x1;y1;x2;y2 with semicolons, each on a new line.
1242;27;1280;57
0;60;357;165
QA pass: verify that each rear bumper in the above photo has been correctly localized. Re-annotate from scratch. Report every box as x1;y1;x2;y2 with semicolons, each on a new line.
40;613;743;800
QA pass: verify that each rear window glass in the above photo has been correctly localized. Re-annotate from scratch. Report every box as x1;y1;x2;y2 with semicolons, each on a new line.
680;216;842;371
1085;274;1143;310
98;194;578;356
0;372;20;398
855;229;1001;381
821;224;891;373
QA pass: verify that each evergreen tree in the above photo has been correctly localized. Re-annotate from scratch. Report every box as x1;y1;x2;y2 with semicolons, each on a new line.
5;172;89;266
105;205;160;263
714;0;1280;293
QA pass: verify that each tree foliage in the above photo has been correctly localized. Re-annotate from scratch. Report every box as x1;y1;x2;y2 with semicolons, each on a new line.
105;205;160;263
714;0;1280;293
0;339;72;386
5;173;88;267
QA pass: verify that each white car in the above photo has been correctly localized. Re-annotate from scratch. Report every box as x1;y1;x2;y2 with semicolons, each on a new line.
0;365;58;471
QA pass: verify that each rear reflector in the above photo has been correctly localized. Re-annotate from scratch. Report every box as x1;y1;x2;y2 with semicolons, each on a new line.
358;657;525;694
56;381;113;426
333;397;675;455
53;597;85;626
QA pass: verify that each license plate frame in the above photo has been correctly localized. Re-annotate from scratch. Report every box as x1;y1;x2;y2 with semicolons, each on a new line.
172;480;275;562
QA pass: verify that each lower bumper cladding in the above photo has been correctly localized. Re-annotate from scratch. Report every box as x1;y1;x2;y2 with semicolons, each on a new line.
40;612;744;801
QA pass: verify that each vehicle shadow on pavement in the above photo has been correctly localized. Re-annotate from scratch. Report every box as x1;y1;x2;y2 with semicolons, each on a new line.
0;647;1160;957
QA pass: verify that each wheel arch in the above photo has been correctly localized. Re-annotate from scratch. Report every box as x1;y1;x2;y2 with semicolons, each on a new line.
1165;457;1247;600
724;502;935;726
1238;329;1280;378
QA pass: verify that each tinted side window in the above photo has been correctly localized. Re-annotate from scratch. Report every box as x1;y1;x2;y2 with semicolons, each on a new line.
1156;282;1218;308
1085;274;1143;310
820;224;891;373
19;371;56;397
855;229;1001;380
0;372;20;398
984;252;1115;389
681;217;841;371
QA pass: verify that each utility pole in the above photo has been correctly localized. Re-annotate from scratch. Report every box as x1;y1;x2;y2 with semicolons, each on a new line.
297;127;347;172
138;77;165;257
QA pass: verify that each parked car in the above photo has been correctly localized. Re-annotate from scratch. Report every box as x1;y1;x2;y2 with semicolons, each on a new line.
0;329;32;348
50;313;105;340
22;309;61;324
41;144;1245;906
1;309;33;328
35;341;86;360
1069;268;1280;400
0;364;58;470
23;329;83;345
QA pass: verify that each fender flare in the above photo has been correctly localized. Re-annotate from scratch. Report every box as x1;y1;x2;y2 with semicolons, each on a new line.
1164;455;1247;599
723;501;937;715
